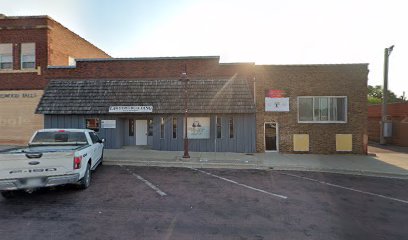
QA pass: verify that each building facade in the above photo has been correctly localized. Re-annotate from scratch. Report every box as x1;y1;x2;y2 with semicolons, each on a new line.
0;14;109;144
2;14;369;154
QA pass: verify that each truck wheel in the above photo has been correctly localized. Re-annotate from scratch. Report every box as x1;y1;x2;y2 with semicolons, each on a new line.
78;163;91;189
99;153;104;166
1;191;16;199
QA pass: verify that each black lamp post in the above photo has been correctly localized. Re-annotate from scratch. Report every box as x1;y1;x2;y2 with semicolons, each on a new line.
180;72;190;158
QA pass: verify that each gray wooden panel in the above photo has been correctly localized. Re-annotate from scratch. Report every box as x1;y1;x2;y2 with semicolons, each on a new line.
45;114;256;152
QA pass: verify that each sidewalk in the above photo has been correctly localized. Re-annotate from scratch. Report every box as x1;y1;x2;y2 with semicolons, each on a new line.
104;146;408;179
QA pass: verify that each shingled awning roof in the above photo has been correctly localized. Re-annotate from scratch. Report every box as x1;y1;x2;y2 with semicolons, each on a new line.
36;79;255;114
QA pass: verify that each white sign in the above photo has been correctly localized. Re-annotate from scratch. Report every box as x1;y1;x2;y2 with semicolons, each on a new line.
265;97;290;112
108;106;153;113
101;120;116;128
186;117;210;139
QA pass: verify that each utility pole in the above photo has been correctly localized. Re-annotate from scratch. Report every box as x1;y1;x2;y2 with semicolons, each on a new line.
380;45;394;145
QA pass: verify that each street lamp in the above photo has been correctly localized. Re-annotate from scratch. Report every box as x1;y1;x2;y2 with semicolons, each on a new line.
380;45;394;145
180;72;190;158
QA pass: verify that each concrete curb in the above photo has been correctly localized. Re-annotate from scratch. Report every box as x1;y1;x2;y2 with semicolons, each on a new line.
104;160;408;179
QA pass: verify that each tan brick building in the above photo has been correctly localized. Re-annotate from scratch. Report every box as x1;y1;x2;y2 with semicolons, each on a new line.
255;64;369;154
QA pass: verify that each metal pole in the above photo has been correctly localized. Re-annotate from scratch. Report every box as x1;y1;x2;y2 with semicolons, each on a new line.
181;72;190;158
380;45;394;145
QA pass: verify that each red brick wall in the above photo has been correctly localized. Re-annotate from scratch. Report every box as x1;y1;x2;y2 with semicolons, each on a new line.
368;103;408;146
0;15;110;90
47;18;110;66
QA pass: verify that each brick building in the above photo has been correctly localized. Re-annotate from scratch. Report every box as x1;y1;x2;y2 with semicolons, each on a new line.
1;14;369;154
368;103;408;147
0;14;110;144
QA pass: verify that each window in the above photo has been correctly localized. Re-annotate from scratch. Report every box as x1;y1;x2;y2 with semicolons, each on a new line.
0;44;12;70
86;118;100;132
21;43;35;69
128;119;134;136
229;117;234;138
147;119;153;136
172;117;177;139
216;117;222;139
89;132;100;144
160;117;165;139
298;96;347;123
31;131;87;144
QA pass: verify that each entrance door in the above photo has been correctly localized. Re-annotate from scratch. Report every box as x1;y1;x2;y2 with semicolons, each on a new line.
135;120;148;145
265;122;278;151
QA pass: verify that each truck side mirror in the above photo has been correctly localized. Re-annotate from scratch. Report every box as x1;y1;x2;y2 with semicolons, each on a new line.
98;138;105;143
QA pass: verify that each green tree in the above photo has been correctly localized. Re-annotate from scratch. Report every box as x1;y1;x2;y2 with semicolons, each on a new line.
368;85;406;104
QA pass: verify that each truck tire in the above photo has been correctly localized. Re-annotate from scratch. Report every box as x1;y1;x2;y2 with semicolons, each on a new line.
1;191;16;199
99;152;104;166
78;163;91;189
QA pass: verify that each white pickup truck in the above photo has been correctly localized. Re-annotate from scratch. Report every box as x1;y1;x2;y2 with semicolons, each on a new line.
0;129;104;198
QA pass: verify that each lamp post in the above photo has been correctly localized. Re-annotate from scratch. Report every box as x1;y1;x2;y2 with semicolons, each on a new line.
180;72;190;158
380;45;394;145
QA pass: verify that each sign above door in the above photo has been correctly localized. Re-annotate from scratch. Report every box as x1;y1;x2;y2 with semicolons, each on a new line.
108;106;153;113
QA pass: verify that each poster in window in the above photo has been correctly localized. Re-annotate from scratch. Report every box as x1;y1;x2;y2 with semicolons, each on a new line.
86;118;100;131
186;117;210;139
265;97;290;112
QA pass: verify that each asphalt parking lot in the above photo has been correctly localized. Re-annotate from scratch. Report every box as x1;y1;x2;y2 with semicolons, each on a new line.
0;166;407;240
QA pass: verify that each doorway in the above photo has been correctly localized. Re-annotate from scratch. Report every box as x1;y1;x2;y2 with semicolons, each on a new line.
265;122;278;152
135;120;147;145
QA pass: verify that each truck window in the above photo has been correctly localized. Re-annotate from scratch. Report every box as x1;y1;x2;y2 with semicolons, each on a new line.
31;132;88;144
89;132;100;144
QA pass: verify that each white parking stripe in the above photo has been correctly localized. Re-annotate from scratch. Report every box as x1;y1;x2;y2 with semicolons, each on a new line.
191;168;287;200
120;165;167;197
282;172;408;205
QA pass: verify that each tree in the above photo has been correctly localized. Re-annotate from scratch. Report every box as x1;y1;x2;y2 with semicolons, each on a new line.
368;85;406;104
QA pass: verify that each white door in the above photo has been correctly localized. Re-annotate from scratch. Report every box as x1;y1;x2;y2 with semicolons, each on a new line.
135;120;148;145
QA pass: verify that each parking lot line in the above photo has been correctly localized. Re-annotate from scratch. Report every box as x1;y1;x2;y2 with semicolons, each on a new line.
191;168;287;200
120;165;167;197
281;172;408;205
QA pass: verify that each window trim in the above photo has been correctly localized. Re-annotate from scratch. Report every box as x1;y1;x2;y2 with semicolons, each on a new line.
297;96;347;124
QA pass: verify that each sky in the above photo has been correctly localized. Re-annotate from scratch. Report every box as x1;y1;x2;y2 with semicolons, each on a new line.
1;0;406;97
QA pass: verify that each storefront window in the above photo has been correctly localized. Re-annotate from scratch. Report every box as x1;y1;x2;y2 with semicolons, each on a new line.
172;118;177;139
85;118;100;132
229;117;234;138
298;96;347;123
128;119;134;136
147;119;153;136
160;117;165;139
216;117;222;139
